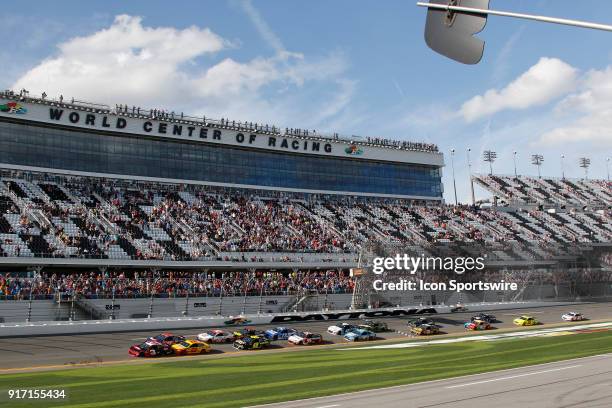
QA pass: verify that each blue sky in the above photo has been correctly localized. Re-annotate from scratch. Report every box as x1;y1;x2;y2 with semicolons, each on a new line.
2;0;611;202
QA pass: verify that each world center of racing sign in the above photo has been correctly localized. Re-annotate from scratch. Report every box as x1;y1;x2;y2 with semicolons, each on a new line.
0;97;444;167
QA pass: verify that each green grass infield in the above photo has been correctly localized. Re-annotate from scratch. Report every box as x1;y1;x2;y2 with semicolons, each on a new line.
1;330;612;408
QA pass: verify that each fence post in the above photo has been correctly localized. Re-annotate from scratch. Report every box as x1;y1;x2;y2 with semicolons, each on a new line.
217;279;224;316
26;286;33;323
70;293;75;321
56;290;62;320
323;287;329;311
148;293;154;318
110;288;116;320
184;289;190;316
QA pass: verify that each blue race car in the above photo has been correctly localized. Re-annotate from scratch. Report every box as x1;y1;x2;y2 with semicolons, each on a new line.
344;328;376;342
264;327;297;340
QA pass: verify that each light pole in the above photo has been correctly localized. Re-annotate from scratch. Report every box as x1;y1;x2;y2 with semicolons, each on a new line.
531;154;544;178
561;154;566;180
579;157;591;180
483;150;497;175
451;148;458;205
512;151;518;177
606;158;610;181
467;148;475;205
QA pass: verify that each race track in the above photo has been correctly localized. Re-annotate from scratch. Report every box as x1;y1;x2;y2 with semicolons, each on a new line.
0;302;610;371
252;353;612;408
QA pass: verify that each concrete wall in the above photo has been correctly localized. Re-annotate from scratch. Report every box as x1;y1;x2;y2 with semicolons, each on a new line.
0;301;566;338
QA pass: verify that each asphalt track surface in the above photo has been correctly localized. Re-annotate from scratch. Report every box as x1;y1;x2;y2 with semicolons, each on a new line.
0;303;610;371
252;353;612;408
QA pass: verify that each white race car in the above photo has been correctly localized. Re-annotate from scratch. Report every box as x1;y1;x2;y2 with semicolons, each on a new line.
197;329;234;343
287;331;323;345
327;323;355;335
562;312;585;321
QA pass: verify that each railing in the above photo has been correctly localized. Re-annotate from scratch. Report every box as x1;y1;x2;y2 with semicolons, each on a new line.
0;90;440;154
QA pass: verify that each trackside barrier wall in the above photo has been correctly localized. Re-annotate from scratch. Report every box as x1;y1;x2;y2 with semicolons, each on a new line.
0;301;581;337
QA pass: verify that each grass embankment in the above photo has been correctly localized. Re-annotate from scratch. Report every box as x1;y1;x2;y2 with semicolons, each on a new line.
1;330;612;408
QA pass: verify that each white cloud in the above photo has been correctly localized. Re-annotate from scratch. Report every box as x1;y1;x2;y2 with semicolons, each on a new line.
239;0;286;55
13;14;353;128
539;65;612;146
460;57;578;122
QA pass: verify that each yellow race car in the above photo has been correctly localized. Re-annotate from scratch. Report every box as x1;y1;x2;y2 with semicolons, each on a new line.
171;339;211;355
513;315;539;326
410;324;440;336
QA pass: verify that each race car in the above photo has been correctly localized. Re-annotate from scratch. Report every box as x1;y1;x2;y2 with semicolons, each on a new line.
407;317;436;328
224;317;252;325
411;323;440;336
327;323;355;335
451;305;469;313
287;331;323;345
562;312;585;321
147;332;186;346
264;327;297;340
471;313;497;323
344;328;376;342
233;335;270;350
358;320;389;332
233;328;266;339
513;315;539;326
465;319;492;331
171;339;211;355
197;329;234;343
128;340;172;357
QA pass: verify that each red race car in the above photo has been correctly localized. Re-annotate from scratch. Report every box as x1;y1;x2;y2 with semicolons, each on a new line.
146;332;186;346
129;340;172;357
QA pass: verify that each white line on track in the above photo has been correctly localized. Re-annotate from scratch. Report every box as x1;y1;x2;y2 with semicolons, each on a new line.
446;365;582;389
314;405;340;408
248;354;612;408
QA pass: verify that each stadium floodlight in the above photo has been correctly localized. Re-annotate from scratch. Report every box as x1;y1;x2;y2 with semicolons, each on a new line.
512;151;518;178
607;158;610;182
579;157;591;180
467;148;475;205
417;1;612;64
483;150;497;175
450;148;458;205
531;154;544;179
561;154;566;180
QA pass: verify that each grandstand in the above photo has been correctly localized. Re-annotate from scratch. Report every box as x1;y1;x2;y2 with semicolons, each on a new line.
0;90;611;322
473;174;612;208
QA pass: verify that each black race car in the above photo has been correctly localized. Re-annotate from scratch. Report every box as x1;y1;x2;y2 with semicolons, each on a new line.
359;320;389;333
233;335;270;350
451;305;469;313
407;317;436;328
471;313;497;323
232;328;266;339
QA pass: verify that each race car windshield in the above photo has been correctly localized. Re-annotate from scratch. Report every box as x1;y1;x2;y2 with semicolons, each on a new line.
179;341;191;347
138;343;149;350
